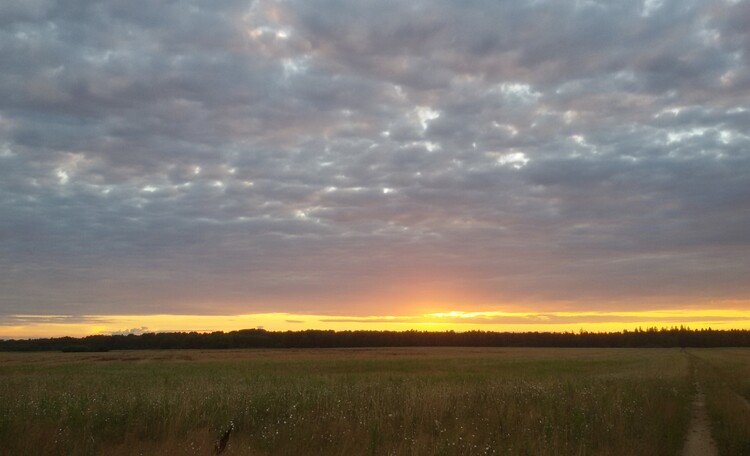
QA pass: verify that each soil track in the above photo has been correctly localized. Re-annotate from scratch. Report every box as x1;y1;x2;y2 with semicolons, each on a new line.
682;382;718;456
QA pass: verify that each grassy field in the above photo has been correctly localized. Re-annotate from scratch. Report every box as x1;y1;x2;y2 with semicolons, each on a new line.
0;347;747;455
689;349;750;455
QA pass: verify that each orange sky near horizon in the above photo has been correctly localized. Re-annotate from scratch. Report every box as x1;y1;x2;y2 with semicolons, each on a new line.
3;1;750;340
3;307;750;339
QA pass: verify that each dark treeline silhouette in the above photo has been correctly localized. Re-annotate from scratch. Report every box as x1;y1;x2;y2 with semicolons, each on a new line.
2;327;750;352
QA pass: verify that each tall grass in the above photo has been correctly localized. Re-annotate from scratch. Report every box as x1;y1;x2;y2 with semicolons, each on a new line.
690;348;750;455
0;348;692;455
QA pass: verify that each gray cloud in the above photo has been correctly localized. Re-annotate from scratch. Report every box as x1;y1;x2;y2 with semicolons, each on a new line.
110;326;149;336
319;313;750;326
1;0;749;318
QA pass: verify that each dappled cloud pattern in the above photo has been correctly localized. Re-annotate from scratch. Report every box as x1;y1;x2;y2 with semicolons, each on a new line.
1;0;750;334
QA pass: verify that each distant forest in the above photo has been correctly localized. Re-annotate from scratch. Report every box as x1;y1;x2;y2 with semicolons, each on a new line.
2;327;750;351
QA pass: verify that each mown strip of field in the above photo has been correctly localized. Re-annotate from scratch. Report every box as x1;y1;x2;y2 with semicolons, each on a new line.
0;348;746;455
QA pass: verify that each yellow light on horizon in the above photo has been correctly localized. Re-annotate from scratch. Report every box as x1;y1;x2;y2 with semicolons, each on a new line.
2;307;749;339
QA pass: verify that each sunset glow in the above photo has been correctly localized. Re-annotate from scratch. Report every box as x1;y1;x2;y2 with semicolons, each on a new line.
3;308;750;339
2;0;749;339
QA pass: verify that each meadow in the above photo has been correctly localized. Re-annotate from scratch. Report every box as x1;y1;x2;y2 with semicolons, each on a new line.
0;347;748;455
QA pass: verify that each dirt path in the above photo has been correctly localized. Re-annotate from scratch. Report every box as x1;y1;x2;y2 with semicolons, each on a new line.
682;382;719;456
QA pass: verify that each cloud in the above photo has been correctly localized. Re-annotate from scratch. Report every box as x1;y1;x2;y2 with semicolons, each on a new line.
110;326;149;336
319;313;750;326
0;315;112;325
1;0;749;320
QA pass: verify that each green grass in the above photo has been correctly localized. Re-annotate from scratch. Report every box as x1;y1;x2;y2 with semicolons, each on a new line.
0;348;704;455
690;348;750;455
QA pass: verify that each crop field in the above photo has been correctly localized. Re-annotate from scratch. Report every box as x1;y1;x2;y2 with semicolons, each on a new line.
0;347;748;455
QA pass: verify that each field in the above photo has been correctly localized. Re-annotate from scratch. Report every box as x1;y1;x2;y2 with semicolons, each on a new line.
0;348;749;455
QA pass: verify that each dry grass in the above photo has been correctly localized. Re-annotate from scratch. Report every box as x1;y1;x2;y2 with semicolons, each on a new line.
0;347;695;455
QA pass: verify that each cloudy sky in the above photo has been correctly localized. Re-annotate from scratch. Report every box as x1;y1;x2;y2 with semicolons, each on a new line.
2;0;750;337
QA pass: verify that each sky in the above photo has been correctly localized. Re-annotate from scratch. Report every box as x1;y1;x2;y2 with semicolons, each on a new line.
2;0;750;338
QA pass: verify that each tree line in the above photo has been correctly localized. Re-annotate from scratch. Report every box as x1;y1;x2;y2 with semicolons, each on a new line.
2;327;750;352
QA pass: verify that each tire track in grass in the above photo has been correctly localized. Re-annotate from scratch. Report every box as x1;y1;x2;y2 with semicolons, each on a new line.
682;358;718;456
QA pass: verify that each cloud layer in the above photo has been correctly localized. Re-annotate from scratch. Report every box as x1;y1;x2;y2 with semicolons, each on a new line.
1;0;749;319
